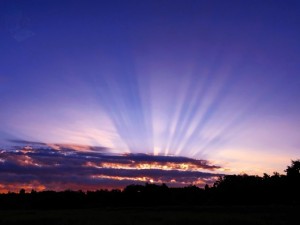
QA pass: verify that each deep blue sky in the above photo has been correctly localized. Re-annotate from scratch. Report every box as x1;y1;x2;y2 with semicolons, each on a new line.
0;0;300;190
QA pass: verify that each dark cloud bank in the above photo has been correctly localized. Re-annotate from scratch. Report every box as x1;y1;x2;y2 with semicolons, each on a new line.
0;141;223;192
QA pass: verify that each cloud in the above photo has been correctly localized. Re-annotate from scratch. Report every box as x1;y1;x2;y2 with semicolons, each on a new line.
0;143;223;192
8;139;109;152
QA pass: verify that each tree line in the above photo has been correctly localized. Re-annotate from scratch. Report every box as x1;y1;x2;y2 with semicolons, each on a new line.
0;160;299;209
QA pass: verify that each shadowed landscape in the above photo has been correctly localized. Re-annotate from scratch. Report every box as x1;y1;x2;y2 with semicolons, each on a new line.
0;205;299;225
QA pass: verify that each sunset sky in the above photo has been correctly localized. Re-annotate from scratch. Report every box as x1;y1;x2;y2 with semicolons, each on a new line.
1;0;300;192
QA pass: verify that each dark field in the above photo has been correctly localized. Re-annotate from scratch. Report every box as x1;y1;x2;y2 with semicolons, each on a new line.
0;205;298;225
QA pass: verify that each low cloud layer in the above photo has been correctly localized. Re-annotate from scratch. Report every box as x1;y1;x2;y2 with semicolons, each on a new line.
0;143;223;193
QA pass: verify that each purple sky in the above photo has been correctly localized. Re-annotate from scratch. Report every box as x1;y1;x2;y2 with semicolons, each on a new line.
0;0;300;191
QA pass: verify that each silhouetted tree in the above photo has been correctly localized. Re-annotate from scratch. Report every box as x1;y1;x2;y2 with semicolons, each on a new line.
285;160;300;178
19;189;25;195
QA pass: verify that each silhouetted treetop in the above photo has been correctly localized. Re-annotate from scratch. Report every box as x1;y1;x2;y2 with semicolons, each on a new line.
285;160;300;178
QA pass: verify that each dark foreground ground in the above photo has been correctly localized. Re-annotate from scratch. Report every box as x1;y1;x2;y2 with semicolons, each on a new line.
0;205;298;225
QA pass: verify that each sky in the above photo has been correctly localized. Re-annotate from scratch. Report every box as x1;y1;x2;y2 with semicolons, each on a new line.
0;0;300;192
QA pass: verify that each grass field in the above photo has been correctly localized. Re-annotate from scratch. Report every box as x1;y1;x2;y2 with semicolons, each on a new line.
0;205;298;225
